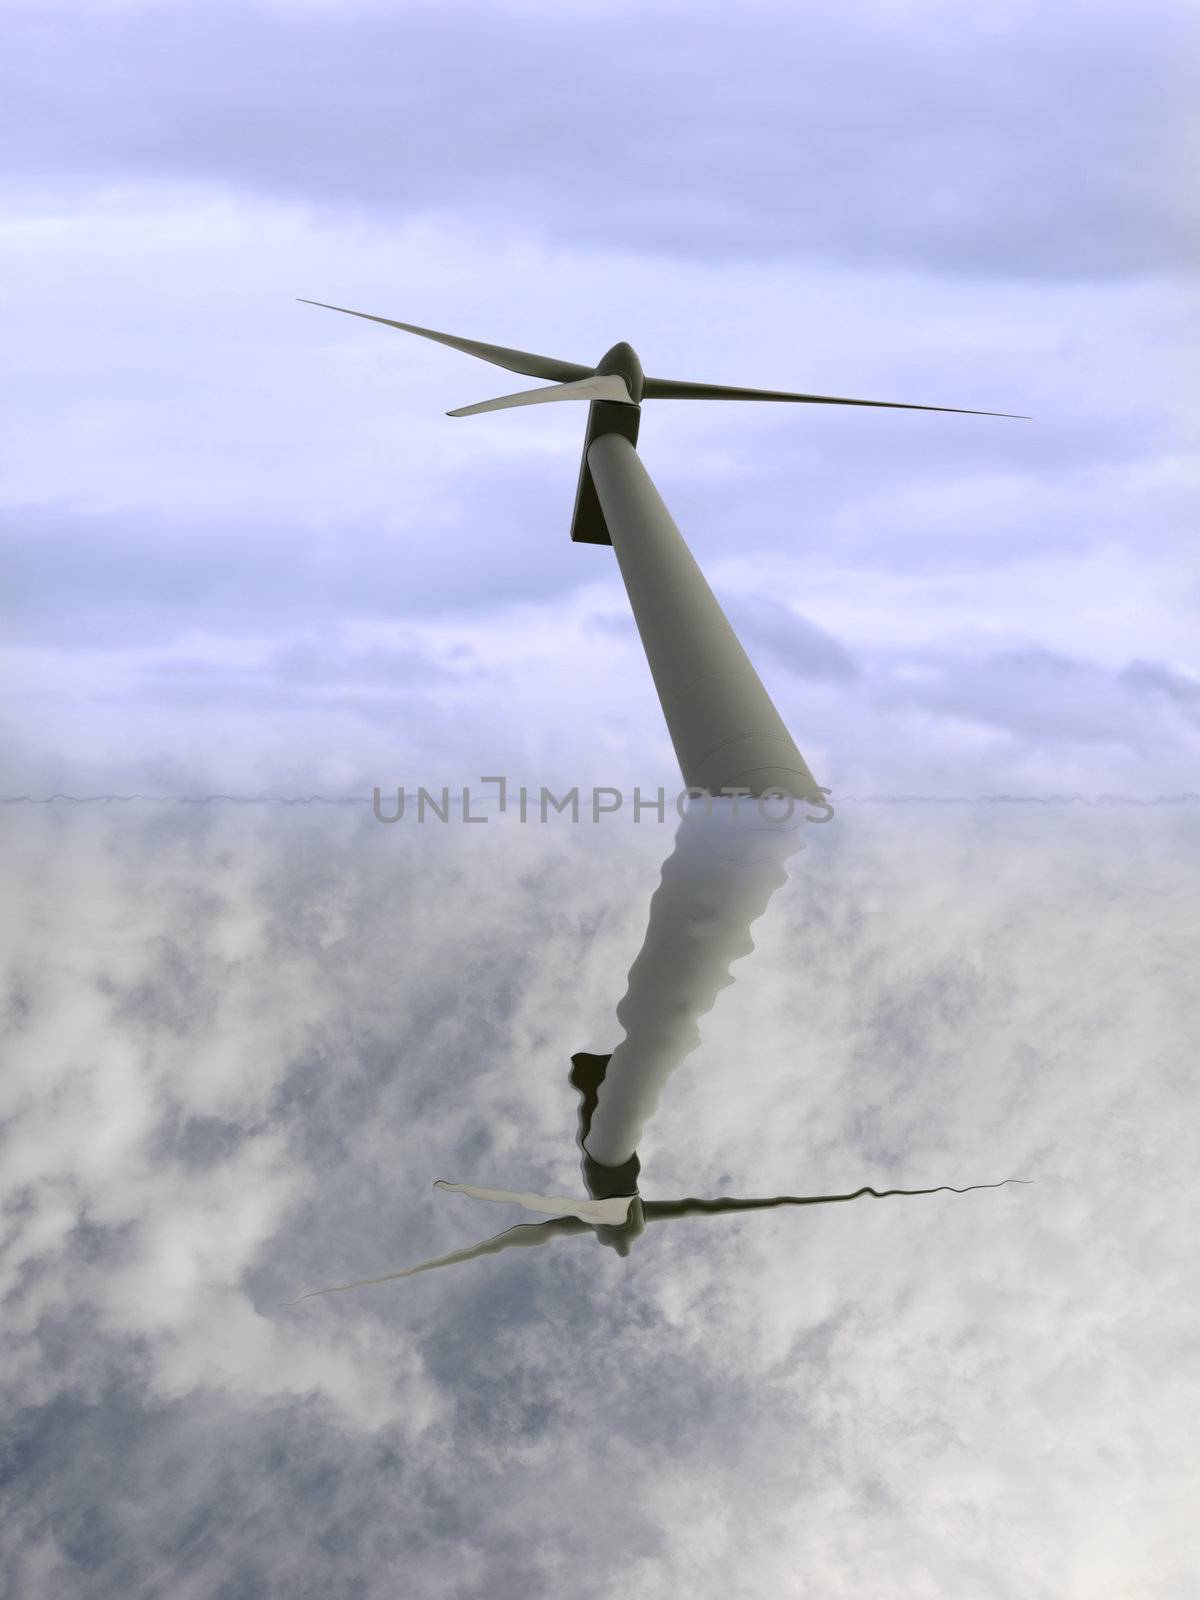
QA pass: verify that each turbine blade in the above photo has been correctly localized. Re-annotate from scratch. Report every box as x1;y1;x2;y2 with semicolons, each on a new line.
285;1215;591;1302
434;1178;634;1225
447;373;633;418
642;376;1028;419
297;299;591;383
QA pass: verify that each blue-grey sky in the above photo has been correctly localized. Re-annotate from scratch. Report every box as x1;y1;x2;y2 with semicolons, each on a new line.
2;3;1198;1597
2;0;1196;800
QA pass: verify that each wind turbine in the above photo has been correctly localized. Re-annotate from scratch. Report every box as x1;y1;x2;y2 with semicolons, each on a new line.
289;304;1027;1301
299;301;1025;812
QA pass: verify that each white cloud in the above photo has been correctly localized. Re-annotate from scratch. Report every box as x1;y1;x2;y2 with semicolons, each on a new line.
3;4;1197;1592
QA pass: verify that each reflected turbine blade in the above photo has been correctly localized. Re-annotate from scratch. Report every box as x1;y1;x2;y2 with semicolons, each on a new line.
285;1215;591;1303
435;1178;634;1226
448;373;633;417
642;376;1028;419
642;1178;1030;1222
297;300;592;383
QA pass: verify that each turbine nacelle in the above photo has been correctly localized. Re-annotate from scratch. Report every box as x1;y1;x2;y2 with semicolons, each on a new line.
593;340;645;405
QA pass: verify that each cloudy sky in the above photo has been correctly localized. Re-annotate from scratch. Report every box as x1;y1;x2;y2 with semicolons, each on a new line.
2;2;1198;1596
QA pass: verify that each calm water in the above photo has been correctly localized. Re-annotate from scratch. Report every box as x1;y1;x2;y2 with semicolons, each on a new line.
2;800;1196;1597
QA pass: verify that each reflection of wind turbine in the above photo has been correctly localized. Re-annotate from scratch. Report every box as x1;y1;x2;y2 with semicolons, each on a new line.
288;1178;1029;1302
287;807;1030;1304
577;802;807;1179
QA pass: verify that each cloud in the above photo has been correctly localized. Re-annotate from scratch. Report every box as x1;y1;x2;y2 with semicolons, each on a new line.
2;174;1191;801
3;2;1194;279
1118;657;1200;720
723;594;860;683
2;5;1197;1592
879;643;1200;750
0;165;1192;803
0;489;593;648
1;802;1196;1596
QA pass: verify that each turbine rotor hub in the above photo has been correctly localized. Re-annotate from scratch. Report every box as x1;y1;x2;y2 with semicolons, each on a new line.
594;341;644;405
